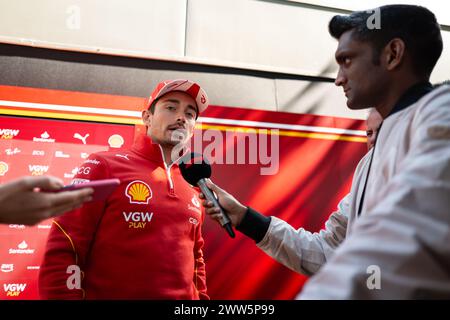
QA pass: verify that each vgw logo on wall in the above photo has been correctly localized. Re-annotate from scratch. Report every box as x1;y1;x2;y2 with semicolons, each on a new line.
0;128;20;139
28;165;49;176
3;283;27;297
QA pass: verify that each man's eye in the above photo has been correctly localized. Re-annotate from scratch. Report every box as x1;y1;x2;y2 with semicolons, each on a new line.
344;57;351;65
366;131;373;137
167;105;176;110
186;112;195;119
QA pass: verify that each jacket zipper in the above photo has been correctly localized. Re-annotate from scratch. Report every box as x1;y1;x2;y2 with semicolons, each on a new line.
158;145;175;195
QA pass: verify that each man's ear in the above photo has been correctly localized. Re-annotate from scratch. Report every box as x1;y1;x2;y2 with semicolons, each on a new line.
142;109;152;127
383;38;405;71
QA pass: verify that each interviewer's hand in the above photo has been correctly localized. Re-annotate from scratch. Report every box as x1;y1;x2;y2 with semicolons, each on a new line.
199;179;247;227
0;176;93;225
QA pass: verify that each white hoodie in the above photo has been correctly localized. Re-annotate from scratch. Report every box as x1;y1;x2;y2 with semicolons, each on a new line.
299;85;450;299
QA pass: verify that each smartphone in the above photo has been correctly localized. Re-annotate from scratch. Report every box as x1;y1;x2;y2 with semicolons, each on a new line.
60;178;121;202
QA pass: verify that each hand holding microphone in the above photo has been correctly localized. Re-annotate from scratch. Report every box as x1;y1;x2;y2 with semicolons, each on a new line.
179;153;247;238
199;179;247;228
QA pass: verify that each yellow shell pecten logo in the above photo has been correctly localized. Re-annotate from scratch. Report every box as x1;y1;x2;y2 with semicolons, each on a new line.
108;134;124;148
0;161;9;176
125;180;152;204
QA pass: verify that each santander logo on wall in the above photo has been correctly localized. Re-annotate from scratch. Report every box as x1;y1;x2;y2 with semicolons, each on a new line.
9;241;35;255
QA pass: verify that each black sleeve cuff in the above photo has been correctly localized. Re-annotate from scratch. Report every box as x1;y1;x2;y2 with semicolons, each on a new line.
236;207;271;243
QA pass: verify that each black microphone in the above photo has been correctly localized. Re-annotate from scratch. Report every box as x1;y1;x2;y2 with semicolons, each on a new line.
178;153;235;238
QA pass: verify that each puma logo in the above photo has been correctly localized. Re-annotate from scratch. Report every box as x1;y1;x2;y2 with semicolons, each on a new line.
73;133;89;144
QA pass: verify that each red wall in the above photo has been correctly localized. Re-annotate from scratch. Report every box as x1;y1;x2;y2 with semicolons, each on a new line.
0;86;366;299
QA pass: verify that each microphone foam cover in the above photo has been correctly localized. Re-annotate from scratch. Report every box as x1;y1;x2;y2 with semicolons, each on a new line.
178;152;212;185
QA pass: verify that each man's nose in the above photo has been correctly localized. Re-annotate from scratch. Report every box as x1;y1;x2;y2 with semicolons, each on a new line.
335;69;346;86
176;111;186;123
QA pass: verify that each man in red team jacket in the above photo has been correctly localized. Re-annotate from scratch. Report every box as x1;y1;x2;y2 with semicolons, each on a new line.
39;79;210;299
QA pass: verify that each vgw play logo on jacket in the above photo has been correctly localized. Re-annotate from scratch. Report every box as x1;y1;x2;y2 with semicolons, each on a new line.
122;211;154;229
3;283;26;297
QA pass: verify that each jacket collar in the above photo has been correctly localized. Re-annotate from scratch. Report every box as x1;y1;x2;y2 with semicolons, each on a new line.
387;81;433;118
131;134;188;167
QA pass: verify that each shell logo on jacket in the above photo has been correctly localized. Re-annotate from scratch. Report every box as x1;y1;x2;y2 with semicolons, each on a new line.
125;180;152;204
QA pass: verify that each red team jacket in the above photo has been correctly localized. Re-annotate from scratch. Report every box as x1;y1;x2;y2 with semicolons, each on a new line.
39;134;209;299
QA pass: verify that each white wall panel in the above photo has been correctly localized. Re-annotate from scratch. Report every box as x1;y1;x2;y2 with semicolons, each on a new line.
432;31;450;84
186;0;449;82
1;0;448;83
0;0;187;57
186;0;339;78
